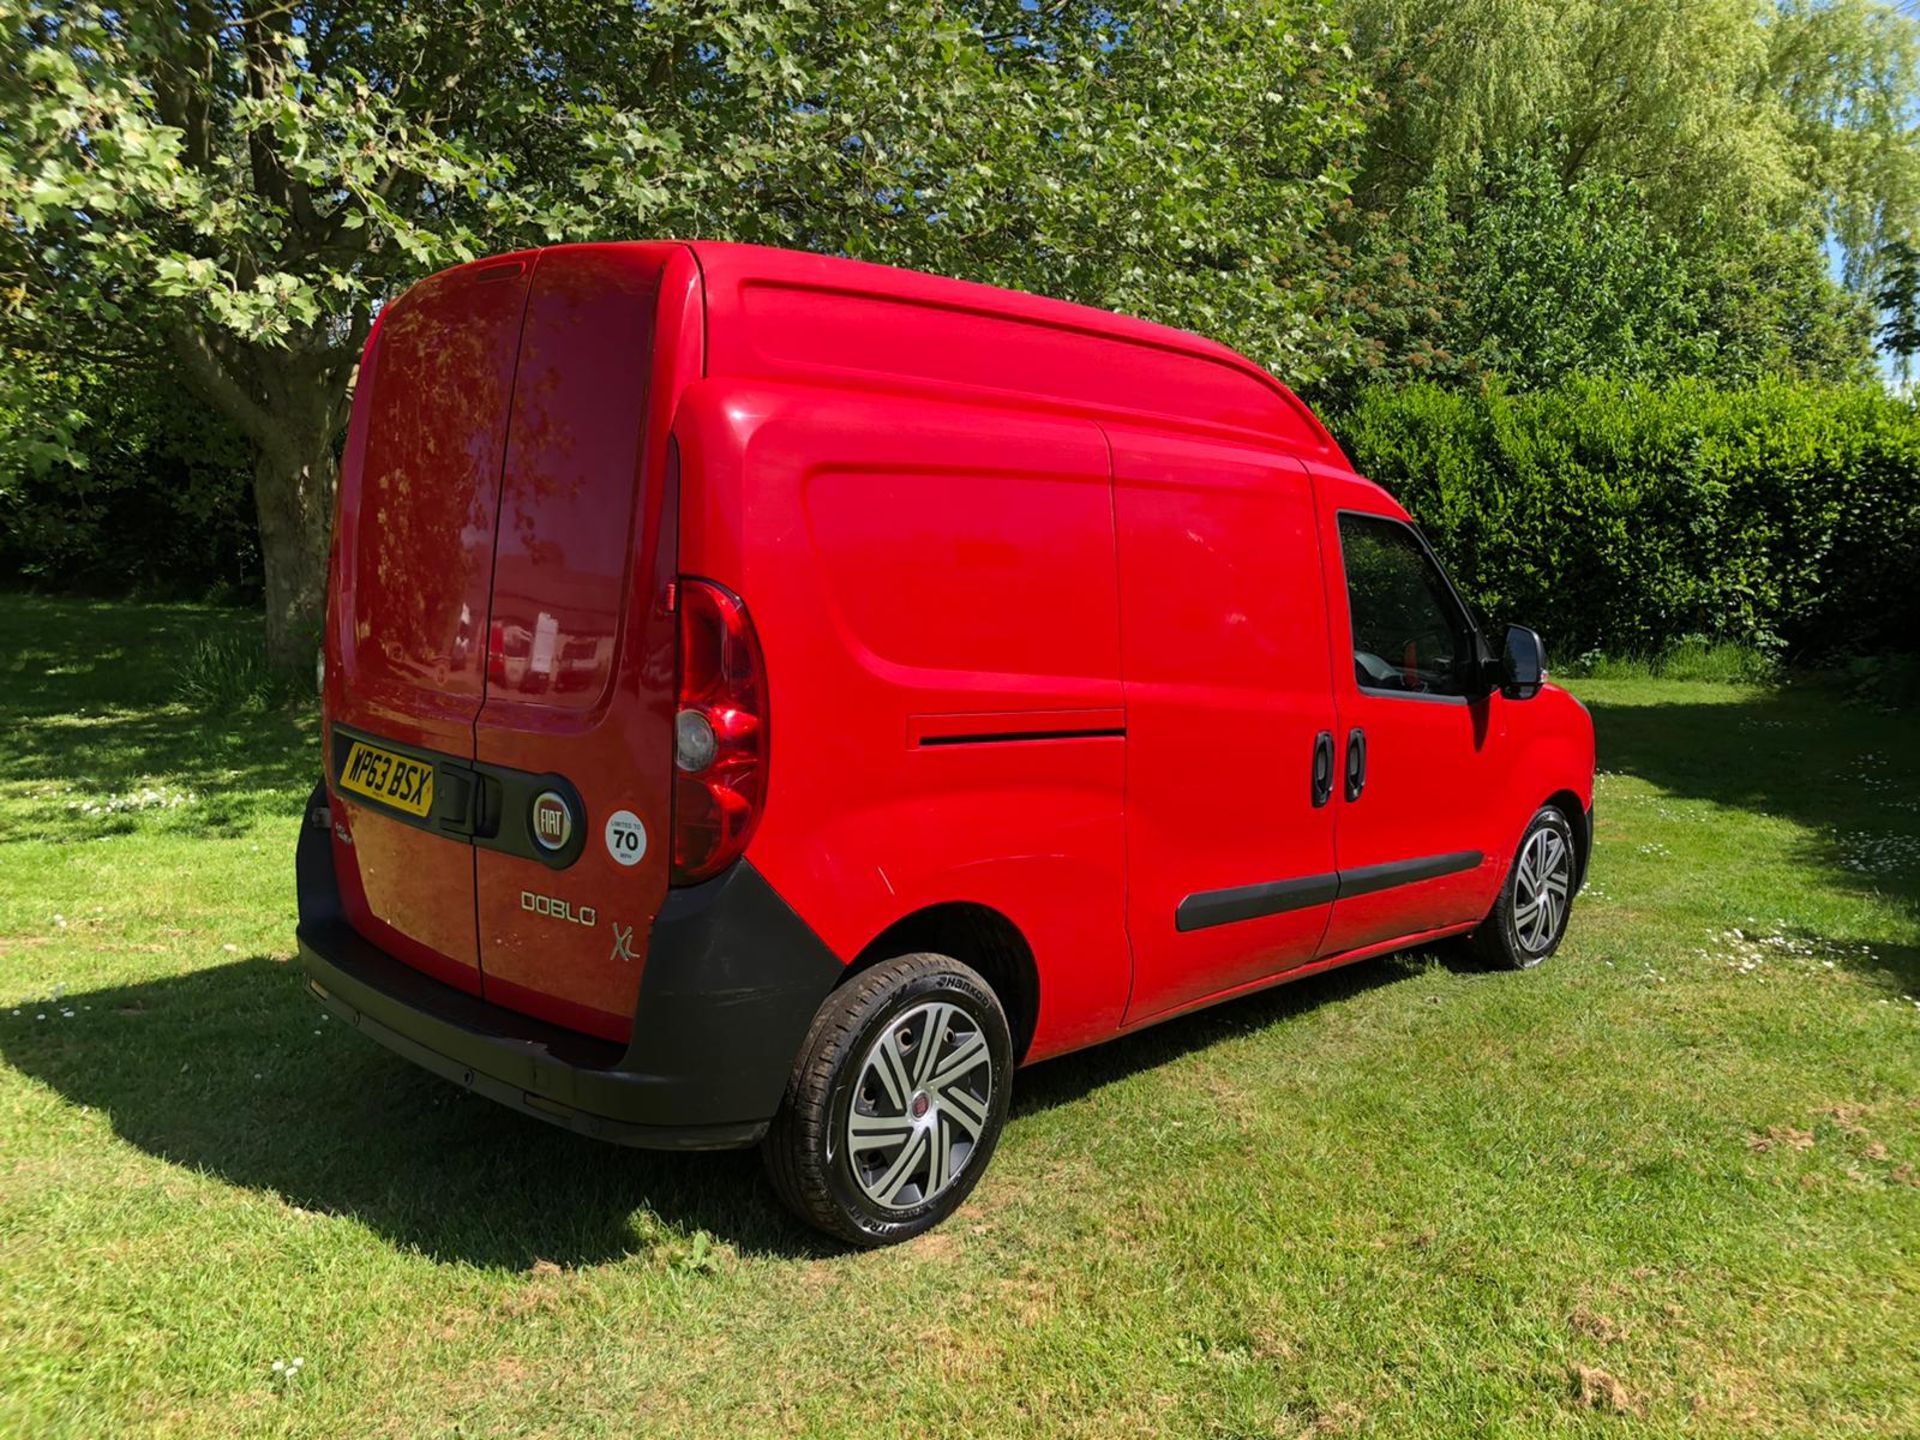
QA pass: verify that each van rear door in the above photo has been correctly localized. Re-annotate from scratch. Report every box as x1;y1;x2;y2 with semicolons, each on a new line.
471;244;690;1041
325;254;535;993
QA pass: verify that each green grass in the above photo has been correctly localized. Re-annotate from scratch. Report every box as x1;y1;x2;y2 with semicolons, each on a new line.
1559;638;1780;685
3;596;1918;1438
172;631;311;715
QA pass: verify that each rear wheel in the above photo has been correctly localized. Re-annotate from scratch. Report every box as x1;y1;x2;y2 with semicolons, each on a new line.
763;953;1011;1246
1472;806;1578;970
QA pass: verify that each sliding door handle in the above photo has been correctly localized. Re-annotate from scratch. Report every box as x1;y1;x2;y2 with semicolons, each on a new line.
1311;730;1335;807
1344;727;1367;802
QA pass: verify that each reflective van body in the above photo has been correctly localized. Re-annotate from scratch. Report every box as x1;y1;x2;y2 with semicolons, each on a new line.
297;243;1595;1244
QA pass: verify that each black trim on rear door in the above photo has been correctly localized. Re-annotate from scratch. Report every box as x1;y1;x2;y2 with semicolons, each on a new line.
1174;850;1484;932
327;722;587;870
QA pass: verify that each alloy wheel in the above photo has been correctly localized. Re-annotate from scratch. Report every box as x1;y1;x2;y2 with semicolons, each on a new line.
1513;823;1572;954
843;1000;993;1211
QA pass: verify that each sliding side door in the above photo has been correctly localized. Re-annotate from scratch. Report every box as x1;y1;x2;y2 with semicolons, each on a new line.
1115;427;1340;1023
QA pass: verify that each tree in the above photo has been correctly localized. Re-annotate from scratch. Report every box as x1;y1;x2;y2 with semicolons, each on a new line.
1324;150;1874;397
0;348;256;599
1335;0;1920;304
1337;0;1799;228
0;1;1366;665
1769;0;1920;288
1317;0;1910;397
1875;238;1920;382
1348;153;1719;391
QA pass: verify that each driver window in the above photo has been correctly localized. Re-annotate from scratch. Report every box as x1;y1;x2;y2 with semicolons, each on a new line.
1338;514;1474;697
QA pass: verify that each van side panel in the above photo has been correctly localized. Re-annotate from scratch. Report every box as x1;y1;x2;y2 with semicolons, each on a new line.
1110;429;1341;1021
672;378;1132;1061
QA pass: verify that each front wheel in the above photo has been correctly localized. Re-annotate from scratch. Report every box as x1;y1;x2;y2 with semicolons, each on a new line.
763;953;1012;1246
1471;806;1578;970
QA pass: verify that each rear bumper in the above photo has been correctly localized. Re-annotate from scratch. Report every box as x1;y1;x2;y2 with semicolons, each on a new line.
294;783;844;1150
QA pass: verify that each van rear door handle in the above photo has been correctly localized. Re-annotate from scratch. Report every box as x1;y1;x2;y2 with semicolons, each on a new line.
1311;731;1335;807
1344;727;1367;802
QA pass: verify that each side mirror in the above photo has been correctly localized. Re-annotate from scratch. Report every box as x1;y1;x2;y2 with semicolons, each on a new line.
1501;625;1546;700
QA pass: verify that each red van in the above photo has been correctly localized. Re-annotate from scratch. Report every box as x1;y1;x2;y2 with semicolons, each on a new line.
295;242;1594;1244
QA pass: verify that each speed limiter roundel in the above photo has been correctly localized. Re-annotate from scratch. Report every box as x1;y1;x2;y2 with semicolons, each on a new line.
604;809;648;867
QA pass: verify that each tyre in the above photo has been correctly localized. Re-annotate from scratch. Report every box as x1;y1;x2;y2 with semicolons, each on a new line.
763;953;1012;1246
1471;806;1578;970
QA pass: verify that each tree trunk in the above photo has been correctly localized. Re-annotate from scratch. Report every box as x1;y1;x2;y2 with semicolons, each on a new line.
169;324;357;675
252;420;338;673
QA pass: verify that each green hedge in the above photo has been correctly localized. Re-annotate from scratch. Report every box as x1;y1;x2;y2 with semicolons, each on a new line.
1332;377;1920;662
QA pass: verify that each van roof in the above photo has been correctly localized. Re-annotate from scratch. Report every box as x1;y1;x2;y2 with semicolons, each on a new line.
679;241;1351;468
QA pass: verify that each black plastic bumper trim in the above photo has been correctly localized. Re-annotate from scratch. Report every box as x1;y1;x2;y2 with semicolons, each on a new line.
295;782;844;1149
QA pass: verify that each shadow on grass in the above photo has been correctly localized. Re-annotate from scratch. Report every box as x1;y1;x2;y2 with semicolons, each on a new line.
1846;940;1920;998
1014;950;1430;1118
3;595;249;716
0;956;825;1266
1582;681;1920;922
1;596;317;841
3;710;314;807
1;949;1441;1267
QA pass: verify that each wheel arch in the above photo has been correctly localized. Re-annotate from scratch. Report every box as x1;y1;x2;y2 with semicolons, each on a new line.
844;902;1041;1064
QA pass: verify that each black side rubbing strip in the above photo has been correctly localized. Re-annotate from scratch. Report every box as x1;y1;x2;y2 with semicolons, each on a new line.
1334;850;1482;899
920;727;1126;748
1175;851;1484;932
1176;874;1340;932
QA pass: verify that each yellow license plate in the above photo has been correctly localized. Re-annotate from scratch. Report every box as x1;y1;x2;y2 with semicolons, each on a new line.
339;740;436;818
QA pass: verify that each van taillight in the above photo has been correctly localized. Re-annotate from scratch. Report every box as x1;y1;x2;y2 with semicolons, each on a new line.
670;579;766;885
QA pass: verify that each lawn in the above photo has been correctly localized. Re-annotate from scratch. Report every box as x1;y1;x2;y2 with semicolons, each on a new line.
2;595;1917;1438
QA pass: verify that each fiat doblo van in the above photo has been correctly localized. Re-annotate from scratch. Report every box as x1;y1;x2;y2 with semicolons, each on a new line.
296;242;1595;1244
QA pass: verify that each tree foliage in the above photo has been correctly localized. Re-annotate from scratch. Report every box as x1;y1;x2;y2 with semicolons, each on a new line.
3;0;1920;664
1768;0;1920;287
1321;0;1912;399
0;0;1365;660
1326;150;1873;395
1875;238;1920;380
1337;0;1920;263
0;353;257;598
